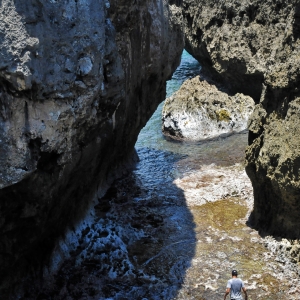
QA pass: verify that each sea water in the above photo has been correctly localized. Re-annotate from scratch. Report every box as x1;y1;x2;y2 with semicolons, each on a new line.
135;50;201;153
36;51;299;300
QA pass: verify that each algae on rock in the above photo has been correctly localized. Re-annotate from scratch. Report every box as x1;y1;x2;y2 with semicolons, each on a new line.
162;76;254;141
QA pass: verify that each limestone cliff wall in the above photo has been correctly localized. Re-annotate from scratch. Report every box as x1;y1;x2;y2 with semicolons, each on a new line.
0;0;184;296
182;0;300;237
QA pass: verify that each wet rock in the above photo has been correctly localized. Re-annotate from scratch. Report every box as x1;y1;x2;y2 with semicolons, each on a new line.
162;76;254;140
265;237;300;269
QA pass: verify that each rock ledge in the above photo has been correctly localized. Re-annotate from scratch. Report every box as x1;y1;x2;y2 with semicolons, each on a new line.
162;76;254;140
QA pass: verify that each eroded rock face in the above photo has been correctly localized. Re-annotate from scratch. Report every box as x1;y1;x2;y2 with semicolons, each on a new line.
0;0;184;296
162;76;254;140
182;0;300;237
183;0;299;101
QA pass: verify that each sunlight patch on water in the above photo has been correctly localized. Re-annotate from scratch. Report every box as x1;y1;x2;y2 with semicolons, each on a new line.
192;199;247;231
175;198;294;300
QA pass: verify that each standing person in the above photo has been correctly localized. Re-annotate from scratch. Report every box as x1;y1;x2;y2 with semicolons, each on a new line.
224;270;248;300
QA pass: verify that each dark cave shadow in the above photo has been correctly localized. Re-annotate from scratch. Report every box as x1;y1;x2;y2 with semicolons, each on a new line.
29;148;196;300
293;4;300;40
245;201;300;240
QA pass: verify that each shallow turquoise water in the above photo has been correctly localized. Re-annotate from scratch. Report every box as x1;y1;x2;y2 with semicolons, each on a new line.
135;50;201;152
135;49;249;171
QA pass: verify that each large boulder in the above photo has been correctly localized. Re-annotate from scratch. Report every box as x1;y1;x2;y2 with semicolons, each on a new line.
0;0;184;296
182;0;300;237
162;76;254;140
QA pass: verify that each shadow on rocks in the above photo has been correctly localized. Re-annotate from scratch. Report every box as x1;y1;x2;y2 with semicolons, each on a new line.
22;148;196;300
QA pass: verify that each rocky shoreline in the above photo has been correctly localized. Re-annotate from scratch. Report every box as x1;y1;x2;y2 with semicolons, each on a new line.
1;0;300;296
21;133;300;299
162;76;254;141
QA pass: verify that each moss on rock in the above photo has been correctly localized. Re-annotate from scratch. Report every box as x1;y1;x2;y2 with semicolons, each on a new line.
216;109;231;122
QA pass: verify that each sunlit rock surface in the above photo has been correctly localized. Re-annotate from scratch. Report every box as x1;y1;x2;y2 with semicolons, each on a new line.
182;0;300;237
0;0;184;296
162;76;254;140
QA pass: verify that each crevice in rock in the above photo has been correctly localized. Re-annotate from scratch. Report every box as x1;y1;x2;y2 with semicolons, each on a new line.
226;9;235;24
169;0;182;6
293;4;300;40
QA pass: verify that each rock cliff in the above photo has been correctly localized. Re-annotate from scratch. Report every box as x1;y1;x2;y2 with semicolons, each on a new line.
0;0;184;296
162;76;254;140
182;0;300;237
